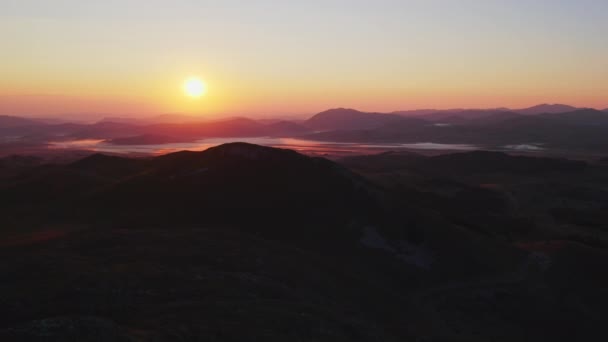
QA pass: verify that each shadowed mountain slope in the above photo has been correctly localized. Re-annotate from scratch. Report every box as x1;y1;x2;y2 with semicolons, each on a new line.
89;143;383;233
1;144;607;341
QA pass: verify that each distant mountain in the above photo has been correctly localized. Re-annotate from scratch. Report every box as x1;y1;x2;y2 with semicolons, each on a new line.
498;109;608;129
4;106;608;155
392;104;586;120
23;117;75;125
102;119;311;145
148;113;204;124
306;108;415;130
97;116;147;125
375;105;587;119
98;114;205;125
392;109;444;116
454;111;523;125
85;118;269;142
535;108;608;125
418;109;521;123
69;121;146;139
107;134;190;145
265;120;312;136
515;103;581;115
305;108;608;152
0;115;315;145
457;109;608;150
0;115;59;138
394;108;514;121
146;117;268;140
0;115;41;128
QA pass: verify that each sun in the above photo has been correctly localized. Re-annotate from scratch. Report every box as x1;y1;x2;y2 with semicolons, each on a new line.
184;77;206;97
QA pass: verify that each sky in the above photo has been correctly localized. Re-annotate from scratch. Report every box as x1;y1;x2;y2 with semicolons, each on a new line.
1;0;607;119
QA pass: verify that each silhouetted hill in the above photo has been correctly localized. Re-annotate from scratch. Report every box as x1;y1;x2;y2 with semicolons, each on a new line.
92;143;382;232
338;149;608;252
0;155;43;169
339;151;424;172
69;153;146;179
1;144;386;235
341;150;587;176
2;144;608;341
421;150;587;175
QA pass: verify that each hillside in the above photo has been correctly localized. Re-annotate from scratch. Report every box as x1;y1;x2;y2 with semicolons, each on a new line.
1;144;607;340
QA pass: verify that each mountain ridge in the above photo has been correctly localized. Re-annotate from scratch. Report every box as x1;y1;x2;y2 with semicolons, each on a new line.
305;108;427;131
514;103;581;115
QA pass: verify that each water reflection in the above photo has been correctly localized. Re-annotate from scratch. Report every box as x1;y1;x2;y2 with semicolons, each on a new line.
49;137;479;156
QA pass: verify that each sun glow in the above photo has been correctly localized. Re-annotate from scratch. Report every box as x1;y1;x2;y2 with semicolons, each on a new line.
184;77;206;97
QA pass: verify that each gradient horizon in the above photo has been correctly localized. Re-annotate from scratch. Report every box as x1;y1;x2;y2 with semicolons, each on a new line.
1;0;607;119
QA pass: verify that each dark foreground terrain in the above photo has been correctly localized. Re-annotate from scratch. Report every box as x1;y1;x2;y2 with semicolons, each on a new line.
1;143;607;341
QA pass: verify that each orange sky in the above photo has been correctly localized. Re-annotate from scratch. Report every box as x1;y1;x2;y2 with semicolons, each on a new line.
1;1;607;119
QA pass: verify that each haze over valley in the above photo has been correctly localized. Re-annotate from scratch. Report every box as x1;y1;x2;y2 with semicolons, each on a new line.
3;103;608;160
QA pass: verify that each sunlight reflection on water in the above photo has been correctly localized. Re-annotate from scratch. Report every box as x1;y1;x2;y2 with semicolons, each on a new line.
49;137;479;156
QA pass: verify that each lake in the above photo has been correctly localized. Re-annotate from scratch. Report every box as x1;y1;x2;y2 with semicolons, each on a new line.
49;137;479;157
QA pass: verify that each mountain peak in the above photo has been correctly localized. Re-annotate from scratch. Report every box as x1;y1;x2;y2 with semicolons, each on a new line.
306;108;404;130
319;107;363;114
201;142;301;161
517;103;580;115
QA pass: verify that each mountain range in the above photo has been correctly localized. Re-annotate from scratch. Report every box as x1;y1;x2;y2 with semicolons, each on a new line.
2;103;608;155
302;107;608;152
